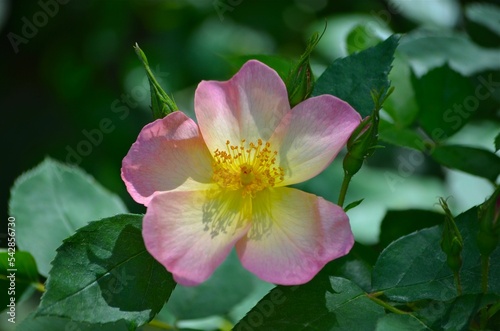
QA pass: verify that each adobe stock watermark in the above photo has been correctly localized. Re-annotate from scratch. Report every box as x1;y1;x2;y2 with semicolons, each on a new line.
56;268;134;331
213;0;244;21
101;268;135;303
345;0;405;52
235;286;299;331
385;74;500;192
7;0;71;54
65;65;169;165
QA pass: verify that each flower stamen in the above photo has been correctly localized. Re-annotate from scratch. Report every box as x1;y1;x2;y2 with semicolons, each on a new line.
212;139;285;197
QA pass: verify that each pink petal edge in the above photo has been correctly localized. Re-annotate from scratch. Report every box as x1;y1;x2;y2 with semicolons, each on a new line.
121;112;213;206
270;95;361;186
236;187;354;285
143;190;252;286
194;60;291;154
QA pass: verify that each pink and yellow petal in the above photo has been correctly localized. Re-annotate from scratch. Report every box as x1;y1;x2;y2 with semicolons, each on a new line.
269;95;361;186
236;187;354;285
194;60;290;154
121;112;214;206
143;189;252;286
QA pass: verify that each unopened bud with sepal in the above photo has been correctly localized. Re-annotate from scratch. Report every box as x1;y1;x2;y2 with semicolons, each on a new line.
134;43;178;119
285;31;323;107
477;186;500;257
439;197;463;274
342;87;392;176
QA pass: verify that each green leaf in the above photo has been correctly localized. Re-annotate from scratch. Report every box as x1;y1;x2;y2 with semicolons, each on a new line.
375;314;431;331
378;294;500;331
431;145;500;182
345;24;382;55
383;54;419;127
412;64;474;141
312;35;399;117
372;207;500;302
344;26;418;127
334;243;378;292
399;30;500;76
415;294;499;331
18;313;130;331
9;158;127;277
234;276;384;330
378;209;443;249
344;198;364;212
379;119;427;151
466;3;500;37
0;251;39;311
165;249;260;320
36;214;176;328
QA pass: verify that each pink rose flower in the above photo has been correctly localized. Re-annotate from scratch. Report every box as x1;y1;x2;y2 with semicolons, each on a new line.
122;60;361;286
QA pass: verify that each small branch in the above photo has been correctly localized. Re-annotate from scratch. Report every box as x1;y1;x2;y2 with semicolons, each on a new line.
338;173;352;208
148;319;176;330
366;292;408;315
488;301;500;320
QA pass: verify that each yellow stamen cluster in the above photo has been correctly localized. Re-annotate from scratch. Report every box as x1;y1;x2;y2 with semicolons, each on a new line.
212;139;285;198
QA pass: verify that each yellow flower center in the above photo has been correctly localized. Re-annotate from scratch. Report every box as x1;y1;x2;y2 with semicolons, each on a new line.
212;139;285;198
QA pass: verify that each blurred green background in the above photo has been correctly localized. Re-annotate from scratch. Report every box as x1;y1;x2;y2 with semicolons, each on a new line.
1;0;500;329
1;0;499;246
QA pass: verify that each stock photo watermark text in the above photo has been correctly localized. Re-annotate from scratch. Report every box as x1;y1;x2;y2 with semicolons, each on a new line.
5;217;17;324
7;0;71;54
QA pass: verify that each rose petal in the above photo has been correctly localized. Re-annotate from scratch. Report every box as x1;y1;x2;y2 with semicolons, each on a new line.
143;190;251;286
195;60;290;154
121;112;213;206
270;95;361;186
236;187;354;285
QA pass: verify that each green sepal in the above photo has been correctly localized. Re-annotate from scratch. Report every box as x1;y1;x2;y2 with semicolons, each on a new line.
342;87;393;176
439;198;464;269
285;30;323;107
134;43;178;119
438;197;464;294
477;187;500;257
344;199;364;212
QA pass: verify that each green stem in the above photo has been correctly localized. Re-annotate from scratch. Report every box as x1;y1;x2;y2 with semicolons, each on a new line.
366;293;408;315
147;319;176;330
338;172;352;208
